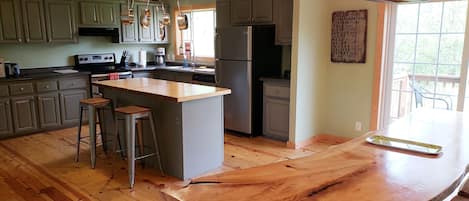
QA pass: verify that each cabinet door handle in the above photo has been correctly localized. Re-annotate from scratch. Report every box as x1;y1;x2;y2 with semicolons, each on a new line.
46;85;50;89
18;38;22;42
26;38;30;43
20;88;24;91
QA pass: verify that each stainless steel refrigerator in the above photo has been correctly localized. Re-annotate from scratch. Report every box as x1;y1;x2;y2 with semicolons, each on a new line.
215;25;281;135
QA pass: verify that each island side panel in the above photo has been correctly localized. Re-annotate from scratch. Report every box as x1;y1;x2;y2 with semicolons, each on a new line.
100;87;184;179
182;96;224;180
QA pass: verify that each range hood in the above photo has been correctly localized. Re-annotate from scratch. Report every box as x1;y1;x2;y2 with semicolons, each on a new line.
78;28;119;43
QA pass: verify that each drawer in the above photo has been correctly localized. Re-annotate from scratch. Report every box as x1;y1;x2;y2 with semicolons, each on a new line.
0;85;8;97
264;84;290;99
59;78;88;90
36;80;58;92
9;83;34;95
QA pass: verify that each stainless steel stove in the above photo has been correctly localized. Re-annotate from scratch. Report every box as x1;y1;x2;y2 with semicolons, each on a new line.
74;53;133;97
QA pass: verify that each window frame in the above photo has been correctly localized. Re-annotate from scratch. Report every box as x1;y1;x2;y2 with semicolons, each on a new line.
173;3;216;64
378;1;469;129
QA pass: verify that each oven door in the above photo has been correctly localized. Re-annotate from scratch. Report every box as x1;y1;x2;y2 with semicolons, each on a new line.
91;72;133;97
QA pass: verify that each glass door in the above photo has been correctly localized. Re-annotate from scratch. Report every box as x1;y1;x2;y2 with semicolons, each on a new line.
386;1;468;125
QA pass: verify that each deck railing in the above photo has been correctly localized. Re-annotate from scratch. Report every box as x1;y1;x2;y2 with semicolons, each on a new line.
390;74;460;119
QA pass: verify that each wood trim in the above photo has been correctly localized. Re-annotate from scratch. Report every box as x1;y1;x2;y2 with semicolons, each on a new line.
286;134;351;149
172;3;216;63
370;3;387;131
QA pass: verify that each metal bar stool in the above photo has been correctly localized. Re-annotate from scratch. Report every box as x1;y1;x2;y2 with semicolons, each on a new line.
76;97;116;168
113;106;164;188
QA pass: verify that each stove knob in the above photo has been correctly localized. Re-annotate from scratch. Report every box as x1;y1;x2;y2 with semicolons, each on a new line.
84;58;88;61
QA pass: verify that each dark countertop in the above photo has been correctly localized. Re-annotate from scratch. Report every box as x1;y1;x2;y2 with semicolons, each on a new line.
130;65;216;75
0;67;90;83
260;77;291;85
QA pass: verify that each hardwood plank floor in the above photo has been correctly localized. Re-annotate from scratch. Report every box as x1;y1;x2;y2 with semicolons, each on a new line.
0;126;346;201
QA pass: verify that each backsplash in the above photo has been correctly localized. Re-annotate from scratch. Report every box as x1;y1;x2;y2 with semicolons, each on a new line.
0;36;167;69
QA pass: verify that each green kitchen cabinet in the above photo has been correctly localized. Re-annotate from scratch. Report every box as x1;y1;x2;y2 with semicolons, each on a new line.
154;4;168;43
230;0;273;25
120;3;138;42
60;89;87;125
216;0;230;28
11;96;38;134
121;3;168;44
37;92;61;128
137;4;155;42
0;98;13;137
21;0;47;43
252;0;273;24
273;0;292;45
44;0;77;43
0;0;23;43
79;1;119;27
230;0;251;25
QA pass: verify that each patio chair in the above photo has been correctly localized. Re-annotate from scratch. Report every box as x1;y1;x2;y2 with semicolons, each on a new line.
410;83;452;110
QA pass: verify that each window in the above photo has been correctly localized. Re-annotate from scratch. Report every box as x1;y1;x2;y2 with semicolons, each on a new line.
174;5;216;63
384;1;469;124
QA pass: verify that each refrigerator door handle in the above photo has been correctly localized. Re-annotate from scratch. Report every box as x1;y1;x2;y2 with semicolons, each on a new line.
246;27;252;60
215;60;221;84
215;32;221;59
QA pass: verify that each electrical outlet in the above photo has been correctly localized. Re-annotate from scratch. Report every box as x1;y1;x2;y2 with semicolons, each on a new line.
355;121;362;131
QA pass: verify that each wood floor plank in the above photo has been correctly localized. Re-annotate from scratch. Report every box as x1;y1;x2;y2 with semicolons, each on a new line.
0;126;340;201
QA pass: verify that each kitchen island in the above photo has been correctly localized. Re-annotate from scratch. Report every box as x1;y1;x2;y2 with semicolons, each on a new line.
162;109;469;200
93;78;231;180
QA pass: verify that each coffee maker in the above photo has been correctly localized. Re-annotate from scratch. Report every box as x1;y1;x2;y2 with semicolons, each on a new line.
155;48;166;66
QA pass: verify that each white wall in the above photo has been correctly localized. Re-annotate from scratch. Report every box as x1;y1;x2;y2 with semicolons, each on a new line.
289;0;329;143
289;0;379;143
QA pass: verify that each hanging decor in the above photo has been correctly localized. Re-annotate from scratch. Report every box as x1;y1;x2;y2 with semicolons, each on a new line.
176;0;188;30
160;2;171;25
140;0;152;28
122;0;135;24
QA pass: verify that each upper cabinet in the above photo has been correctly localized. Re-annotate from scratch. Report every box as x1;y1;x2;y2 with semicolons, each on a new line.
230;0;273;25
44;0;77;43
137;4;155;42
216;0;230;28
273;0;292;45
79;1;119;28
252;0;273;24
21;0;47;43
0;0;77;43
154;4;168;43
120;3;168;44
0;0;23;43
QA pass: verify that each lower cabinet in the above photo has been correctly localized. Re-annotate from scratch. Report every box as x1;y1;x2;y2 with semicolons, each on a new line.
60;89;87;125
37;92;61;128
263;80;290;141
11;96;38;134
0;98;13;137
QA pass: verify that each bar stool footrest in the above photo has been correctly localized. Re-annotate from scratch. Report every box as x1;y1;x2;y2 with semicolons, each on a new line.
135;153;156;161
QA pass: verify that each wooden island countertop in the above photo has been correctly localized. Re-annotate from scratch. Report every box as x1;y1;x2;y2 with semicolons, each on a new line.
162;109;469;201
93;78;231;102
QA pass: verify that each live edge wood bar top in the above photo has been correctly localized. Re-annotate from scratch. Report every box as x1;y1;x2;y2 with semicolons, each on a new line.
93;78;231;102
161;109;469;201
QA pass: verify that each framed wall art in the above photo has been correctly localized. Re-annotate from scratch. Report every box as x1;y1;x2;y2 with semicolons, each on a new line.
331;9;368;63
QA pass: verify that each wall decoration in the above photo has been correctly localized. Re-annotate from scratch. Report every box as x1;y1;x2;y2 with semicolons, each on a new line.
331;9;368;63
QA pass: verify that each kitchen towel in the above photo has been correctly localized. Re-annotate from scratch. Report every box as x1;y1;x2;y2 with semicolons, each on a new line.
109;73;119;80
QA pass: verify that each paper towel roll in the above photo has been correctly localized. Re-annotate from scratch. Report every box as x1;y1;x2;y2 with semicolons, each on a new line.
138;50;147;67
